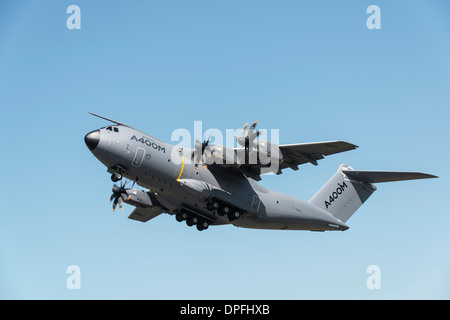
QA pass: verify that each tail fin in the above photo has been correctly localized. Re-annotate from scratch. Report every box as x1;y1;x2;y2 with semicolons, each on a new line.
309;164;437;223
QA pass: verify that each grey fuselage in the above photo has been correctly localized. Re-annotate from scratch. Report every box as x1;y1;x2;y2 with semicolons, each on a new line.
85;124;348;231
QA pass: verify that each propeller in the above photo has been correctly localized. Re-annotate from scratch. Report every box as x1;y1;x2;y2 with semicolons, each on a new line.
109;180;131;212
191;137;212;168
237;121;260;152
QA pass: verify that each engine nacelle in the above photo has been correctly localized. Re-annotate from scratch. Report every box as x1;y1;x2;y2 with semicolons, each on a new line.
123;189;155;208
203;145;236;165
256;140;282;167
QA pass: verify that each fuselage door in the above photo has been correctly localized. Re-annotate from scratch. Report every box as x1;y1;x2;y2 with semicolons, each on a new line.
251;195;261;211
132;147;146;167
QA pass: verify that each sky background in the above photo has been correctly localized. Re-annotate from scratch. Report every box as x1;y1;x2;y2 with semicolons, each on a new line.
0;0;449;299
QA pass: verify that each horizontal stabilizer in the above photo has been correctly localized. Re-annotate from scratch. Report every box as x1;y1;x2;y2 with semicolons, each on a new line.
342;170;438;183
128;207;164;223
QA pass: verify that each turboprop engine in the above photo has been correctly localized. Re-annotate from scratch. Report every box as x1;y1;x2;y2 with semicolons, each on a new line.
235;121;282;169
109;181;157;211
190;121;283;174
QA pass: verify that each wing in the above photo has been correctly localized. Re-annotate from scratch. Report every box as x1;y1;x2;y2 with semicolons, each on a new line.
207;140;358;181
279;140;358;169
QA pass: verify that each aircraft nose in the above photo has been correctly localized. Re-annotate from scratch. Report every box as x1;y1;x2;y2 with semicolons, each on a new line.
84;130;100;151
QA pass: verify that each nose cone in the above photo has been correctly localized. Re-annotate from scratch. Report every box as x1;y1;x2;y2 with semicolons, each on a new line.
84;130;100;151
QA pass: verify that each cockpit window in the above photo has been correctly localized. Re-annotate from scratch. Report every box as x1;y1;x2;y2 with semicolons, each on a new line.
105;126;119;132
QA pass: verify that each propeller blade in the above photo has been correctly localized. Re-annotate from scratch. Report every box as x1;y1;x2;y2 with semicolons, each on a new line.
112;197;118;212
249;121;258;130
247;121;259;140
195;140;203;150
242;122;248;134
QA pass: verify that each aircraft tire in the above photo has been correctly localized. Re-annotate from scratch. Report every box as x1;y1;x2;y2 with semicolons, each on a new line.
176;212;187;222
212;201;220;211
220;206;230;216
228;211;240;221
111;173;122;182
196;221;209;231
186;216;198;227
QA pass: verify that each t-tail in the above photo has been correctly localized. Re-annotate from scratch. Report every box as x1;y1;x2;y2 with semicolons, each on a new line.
309;164;437;224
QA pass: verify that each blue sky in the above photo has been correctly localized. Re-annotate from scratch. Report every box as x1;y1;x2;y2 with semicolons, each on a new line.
0;1;449;299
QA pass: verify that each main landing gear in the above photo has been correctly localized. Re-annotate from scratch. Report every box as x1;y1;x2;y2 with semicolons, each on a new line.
206;199;241;222
174;199;242;231
175;210;209;231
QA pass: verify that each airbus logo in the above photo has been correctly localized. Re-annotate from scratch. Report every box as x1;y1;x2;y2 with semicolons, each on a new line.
324;181;348;209
131;135;166;153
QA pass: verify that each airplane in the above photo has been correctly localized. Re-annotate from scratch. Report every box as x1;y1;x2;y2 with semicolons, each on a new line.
84;113;437;232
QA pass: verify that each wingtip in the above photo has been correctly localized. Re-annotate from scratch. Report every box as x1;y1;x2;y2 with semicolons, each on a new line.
336;141;359;149
346;141;359;149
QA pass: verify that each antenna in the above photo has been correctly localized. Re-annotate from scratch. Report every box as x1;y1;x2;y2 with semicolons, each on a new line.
89;112;131;127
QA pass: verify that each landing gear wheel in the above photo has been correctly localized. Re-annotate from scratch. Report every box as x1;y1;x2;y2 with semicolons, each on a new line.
111;172;123;182
219;206;230;216
228;211;240;221
186;216;198;227
176;212;188;222
211;201;220;211
196;221;209;231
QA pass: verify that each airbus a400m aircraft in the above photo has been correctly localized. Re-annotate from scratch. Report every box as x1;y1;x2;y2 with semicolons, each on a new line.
84;113;437;232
